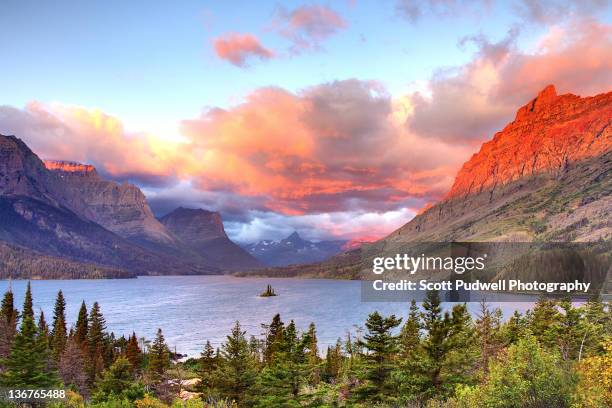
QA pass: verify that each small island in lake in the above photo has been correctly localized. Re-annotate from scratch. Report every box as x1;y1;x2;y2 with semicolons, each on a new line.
260;284;277;297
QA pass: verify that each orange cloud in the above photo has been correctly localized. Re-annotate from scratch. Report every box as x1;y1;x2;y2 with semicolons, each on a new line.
1;19;609;221
179;79;466;215
213;33;274;67
0;101;179;186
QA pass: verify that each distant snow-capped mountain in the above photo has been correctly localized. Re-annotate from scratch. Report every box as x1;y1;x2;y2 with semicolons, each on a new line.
243;232;346;267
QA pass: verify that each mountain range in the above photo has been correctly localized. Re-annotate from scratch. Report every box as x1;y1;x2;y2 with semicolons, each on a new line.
1;85;609;280
243;231;346;267
0;138;261;279
243;85;611;279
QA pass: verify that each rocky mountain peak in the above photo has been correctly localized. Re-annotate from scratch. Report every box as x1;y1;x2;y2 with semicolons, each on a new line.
447;86;612;199
159;207;262;270
43;159;175;244
0;134;63;205
160;207;227;240
283;231;304;245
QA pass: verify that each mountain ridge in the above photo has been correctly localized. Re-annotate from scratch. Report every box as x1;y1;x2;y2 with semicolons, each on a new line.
243;231;346;267
0;134;257;278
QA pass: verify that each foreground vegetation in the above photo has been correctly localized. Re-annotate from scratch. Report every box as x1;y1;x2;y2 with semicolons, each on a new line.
0;284;610;407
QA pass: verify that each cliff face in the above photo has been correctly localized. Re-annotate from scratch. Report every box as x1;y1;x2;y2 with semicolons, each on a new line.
0;136;63;205
448;85;611;198
387;86;611;244
44;160;176;245
0;135;217;277
160;207;262;271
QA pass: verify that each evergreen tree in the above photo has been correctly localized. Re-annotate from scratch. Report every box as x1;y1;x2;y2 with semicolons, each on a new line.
302;322;320;385
323;343;342;382
263;313;285;365
198;340;218;397
399;300;421;359
75;301;88;346
354;311;402;404
216;321;257;406
0;290;18;363
1;290;58;387
502;310;528;345
51;290;68;361
22;281;33;321
421;289;447;397
419;291;477;399
529;296;560;349
480;335;575;407
578;294;609;359
256;319;307;406
96;357;134;397
557;296;582;360
396;300;426;402
125;332;143;373
0;289;18;325
148;328;170;383
37;310;50;349
87;302;107;383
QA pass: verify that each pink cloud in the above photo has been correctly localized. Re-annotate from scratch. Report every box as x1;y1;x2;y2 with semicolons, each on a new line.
407;19;612;142
276;5;347;52
213;33;274;67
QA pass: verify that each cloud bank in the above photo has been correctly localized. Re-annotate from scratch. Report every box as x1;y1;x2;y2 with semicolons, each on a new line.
1;18;610;241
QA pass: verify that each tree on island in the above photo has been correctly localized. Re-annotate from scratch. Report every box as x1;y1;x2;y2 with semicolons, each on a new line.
260;284;277;297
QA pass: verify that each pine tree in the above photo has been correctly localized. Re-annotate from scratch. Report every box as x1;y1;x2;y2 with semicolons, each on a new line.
87;301;107;383
22;281;33;321
125;332;143;373
96;356;134;397
302;322;320;385
578;294;609;359
263;313;285;365
529;296;560;349
0;290;18;363
216;321;257;406
51;290;68;361
323;340;343;382
396;300;426;402
443;303;477;389
198;340;218;397
1;289;58;387
421;289;447;397
75;301;88;346
148;328;170;383
399;300;421;359
37;310;50;349
503;310;527;345
354;311;402;404
557;296;582;360
254;320;306;407
0;289;18;325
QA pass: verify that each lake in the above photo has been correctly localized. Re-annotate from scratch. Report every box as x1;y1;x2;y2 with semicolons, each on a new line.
0;276;536;357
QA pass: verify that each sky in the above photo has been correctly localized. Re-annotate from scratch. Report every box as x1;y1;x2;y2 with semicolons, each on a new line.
1;0;611;243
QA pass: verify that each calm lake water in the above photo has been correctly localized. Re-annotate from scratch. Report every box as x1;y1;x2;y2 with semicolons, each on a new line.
0;276;536;357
